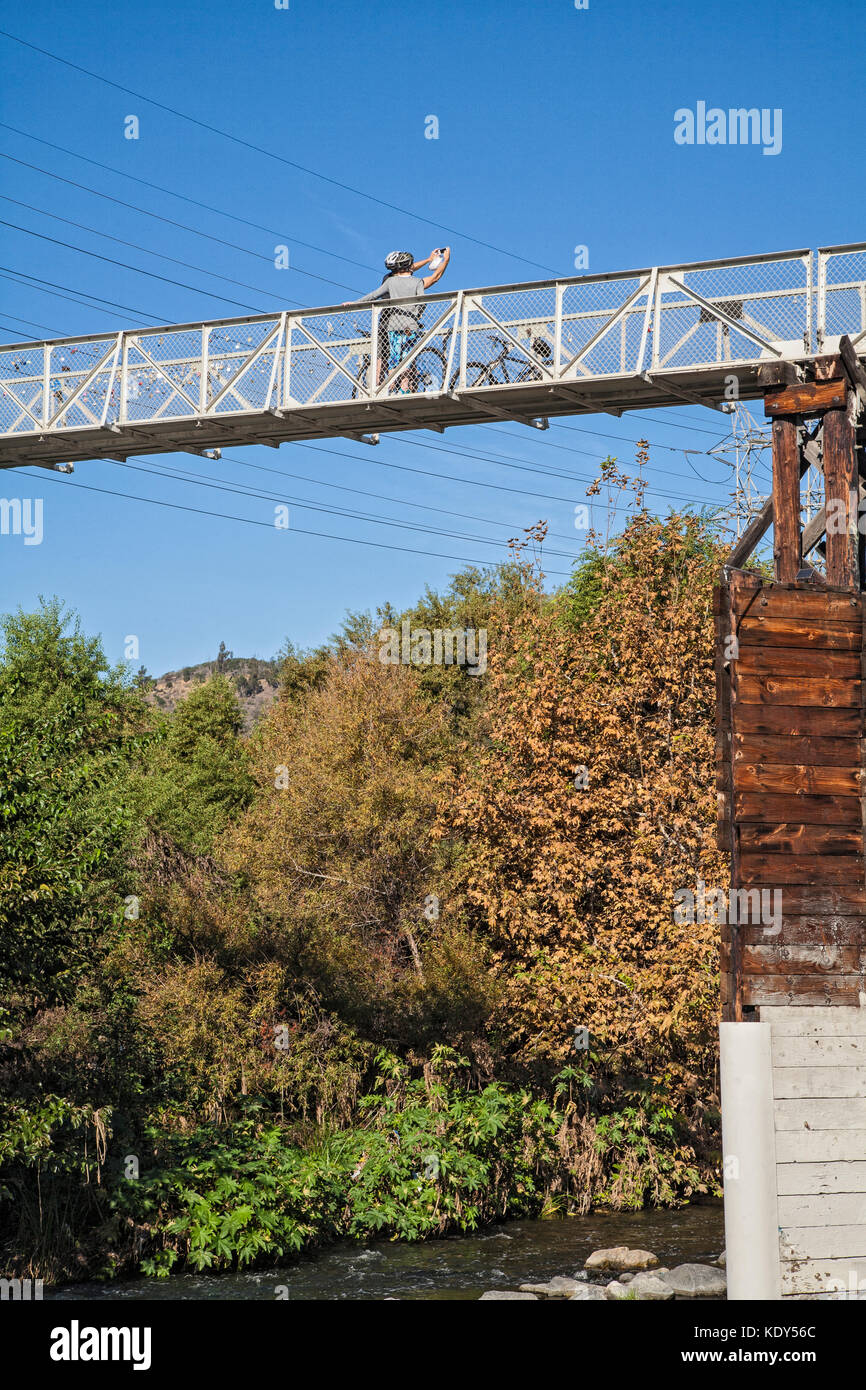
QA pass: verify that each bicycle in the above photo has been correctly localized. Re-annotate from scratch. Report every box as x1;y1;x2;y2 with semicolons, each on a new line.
349;317;450;398
449;332;551;390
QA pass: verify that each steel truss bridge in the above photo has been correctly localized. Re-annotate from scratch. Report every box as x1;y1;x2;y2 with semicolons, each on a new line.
1;242;865;472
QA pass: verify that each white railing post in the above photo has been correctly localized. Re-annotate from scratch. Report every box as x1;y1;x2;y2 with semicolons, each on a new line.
553;283;563;379
443;292;462;389
282;311;293;408
459;295;471;389
265;313;286;411
817;250;827;353
369;304;379;399
635;269;657;376
100;334;123;428
200;325;209;415
119;335;130;425
651;269;662;370
42;343;50;428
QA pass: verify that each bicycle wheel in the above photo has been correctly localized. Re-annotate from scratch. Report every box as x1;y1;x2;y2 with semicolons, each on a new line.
502;357;544;384
449;361;497;391
412;346;448;392
351;353;372;399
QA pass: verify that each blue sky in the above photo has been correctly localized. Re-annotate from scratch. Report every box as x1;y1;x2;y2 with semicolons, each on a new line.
0;0;863;674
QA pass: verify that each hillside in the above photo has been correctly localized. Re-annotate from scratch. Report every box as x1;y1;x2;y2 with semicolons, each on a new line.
148;651;280;731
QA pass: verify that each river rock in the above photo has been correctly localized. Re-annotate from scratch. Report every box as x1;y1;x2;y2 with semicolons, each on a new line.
628;1272;675;1301
659;1264;727;1298
617;1272;634;1284
479;1290;539;1300
715;1250;726;1268
604;1280;634;1300
518;1276;580;1297
569;1283;608;1301
584;1247;659;1273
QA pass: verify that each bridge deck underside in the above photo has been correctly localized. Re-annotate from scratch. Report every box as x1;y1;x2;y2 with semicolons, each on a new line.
0;365;784;469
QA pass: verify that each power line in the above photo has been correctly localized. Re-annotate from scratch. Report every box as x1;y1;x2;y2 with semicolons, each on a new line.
0;122;378;273
0;317;64;338
0;216;291;315
188;448;583;545
0;265;172;324
26;466;574;576
284;437;706;511
0;186;356;297
0;29;560;276
105;455;582;559
0;149;355;294
394;433;717;505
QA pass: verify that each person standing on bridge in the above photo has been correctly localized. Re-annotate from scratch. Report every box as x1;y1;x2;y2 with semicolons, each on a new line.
348;247;451;391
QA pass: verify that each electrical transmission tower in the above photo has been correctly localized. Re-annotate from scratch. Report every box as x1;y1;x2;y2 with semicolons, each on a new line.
709;402;772;540
709;401;825;567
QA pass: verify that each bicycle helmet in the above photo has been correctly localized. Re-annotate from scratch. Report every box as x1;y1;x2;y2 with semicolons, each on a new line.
385;250;414;272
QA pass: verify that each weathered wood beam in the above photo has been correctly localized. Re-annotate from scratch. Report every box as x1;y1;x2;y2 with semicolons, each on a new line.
757;360;803;388
802;506;827;557
814;354;845;381
765;379;848;416
824;392;859;590
839;334;866;406
772;417;801;582
727;495;774;569
726;427;823;570
801;479;866;558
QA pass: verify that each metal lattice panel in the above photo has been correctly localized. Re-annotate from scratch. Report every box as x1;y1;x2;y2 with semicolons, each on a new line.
1;245;864;469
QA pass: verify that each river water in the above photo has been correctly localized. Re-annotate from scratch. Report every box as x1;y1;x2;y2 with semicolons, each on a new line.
48;1204;724;1301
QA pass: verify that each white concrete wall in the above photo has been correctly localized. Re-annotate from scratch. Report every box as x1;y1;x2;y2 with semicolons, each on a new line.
762;997;866;1299
720;1021;782;1299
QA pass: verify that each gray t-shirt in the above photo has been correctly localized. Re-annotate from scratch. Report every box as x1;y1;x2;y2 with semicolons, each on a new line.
353;275;426;333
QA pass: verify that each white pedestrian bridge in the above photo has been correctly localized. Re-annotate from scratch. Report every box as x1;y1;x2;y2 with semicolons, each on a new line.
1;242;864;471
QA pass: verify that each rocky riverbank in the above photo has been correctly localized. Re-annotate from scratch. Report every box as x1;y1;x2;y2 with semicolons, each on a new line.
479;1246;727;1300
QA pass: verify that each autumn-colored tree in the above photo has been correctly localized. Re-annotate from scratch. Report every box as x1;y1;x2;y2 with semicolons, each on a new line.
441;504;726;1144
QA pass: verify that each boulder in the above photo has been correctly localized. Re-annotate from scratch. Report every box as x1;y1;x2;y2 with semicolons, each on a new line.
715;1251;726;1268
518;1276;580;1297
628;1272;675;1301
479;1290;538;1300
659;1264;727;1299
604;1280;634;1300
569;1283;608;1301
584;1247;659;1273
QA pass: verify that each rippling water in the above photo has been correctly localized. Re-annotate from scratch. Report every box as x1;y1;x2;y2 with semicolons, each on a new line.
48;1204;724;1301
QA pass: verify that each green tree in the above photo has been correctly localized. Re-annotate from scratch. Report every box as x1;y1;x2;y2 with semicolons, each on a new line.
0;599;142;1005
127;677;253;854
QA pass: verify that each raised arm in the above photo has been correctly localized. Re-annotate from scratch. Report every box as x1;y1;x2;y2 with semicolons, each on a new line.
347;283;389;305
421;247;451;290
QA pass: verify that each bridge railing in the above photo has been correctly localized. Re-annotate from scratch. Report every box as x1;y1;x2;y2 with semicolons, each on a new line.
1;246;863;442
817;242;866;351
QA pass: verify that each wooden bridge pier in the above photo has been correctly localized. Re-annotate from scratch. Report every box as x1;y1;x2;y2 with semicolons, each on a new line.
715;335;866;1299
